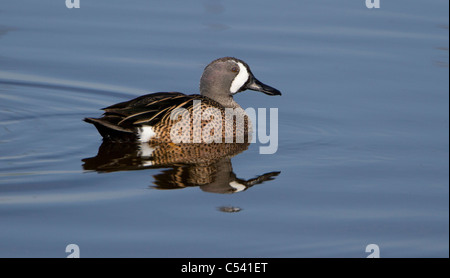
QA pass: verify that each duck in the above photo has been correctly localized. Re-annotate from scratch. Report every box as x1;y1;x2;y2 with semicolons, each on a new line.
84;57;281;143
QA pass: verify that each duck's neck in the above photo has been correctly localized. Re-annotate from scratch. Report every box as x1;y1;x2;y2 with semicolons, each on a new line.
216;95;242;109
200;88;242;109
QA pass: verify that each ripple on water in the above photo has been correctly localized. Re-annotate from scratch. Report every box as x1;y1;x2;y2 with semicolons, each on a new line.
0;73;144;190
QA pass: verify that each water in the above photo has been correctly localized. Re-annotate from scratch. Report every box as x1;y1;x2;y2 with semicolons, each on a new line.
0;0;448;258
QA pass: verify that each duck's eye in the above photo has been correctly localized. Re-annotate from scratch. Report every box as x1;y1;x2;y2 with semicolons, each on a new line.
231;66;239;73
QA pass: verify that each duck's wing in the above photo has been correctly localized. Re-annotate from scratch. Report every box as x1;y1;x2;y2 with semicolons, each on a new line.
84;92;207;141
102;92;185;110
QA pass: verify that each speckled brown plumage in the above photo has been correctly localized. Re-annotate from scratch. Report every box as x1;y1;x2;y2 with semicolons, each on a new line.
84;92;252;143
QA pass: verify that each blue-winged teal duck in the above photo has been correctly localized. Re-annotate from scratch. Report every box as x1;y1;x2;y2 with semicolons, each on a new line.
84;57;281;142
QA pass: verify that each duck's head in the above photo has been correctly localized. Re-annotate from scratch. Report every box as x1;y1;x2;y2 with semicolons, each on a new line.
199;57;281;105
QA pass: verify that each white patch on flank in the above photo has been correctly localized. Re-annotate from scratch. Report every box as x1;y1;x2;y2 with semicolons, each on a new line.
229;181;246;192
138;143;156;157
137;126;156;142
230;62;249;94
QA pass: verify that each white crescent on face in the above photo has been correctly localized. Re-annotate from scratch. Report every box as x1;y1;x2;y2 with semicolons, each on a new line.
229;62;249;94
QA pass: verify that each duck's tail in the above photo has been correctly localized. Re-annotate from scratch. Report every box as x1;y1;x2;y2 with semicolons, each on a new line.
84;117;136;142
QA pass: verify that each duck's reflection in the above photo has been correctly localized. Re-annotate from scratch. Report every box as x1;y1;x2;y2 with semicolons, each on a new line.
82;142;280;194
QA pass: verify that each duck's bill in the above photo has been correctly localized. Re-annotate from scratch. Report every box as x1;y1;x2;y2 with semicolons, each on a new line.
246;77;282;96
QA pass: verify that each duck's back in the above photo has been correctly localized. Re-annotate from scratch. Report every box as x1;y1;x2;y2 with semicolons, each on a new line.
84;92;251;143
